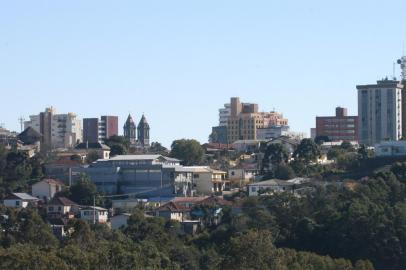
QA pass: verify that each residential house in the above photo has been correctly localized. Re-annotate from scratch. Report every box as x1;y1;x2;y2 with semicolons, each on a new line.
185;166;229;195
110;213;132;230
32;179;64;202
74;142;111;160
3;193;39;208
47;196;79;219
79;206;108;224
155;202;189;222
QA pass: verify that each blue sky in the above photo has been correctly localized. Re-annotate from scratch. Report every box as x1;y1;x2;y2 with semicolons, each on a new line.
1;1;405;147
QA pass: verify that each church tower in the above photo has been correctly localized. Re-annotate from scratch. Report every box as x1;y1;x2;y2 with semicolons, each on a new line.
123;114;136;144
137;114;150;147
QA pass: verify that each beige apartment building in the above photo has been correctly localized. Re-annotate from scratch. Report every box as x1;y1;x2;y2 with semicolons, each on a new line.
25;107;82;150
227;97;288;143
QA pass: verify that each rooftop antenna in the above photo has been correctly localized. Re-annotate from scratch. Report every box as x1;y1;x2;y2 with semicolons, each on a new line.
393;62;396;80
18;116;25;132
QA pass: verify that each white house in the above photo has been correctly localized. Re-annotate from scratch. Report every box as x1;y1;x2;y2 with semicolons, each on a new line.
32;179;64;202
3;193;40;208
110;213;132;230
79;206;108;224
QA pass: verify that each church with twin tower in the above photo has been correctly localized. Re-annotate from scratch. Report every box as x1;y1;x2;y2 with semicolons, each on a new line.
123;114;150;147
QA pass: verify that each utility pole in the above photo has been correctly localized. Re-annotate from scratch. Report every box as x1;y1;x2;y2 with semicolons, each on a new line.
93;196;96;225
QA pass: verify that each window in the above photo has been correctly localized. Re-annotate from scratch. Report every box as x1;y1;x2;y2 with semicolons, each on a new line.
15;201;20;206
193;174;200;178
49;206;54;211
251;187;257;192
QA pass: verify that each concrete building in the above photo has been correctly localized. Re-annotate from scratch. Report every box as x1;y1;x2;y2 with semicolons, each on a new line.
375;140;406;157
32;179;64;202
100;116;119;141
83;116;118;143
110;213;132;230
25;107;82;150
79;206;108;224
257;125;290;141
226;97;288;143
83;118;99;144
73;155;195;197
185;166;228;195
315;107;358;142
210;126;228;144
219;103;231;126
357;79;403;145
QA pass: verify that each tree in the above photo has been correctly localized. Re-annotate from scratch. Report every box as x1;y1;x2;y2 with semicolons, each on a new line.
274;164;296;180
149;142;168;154
293;139;320;164
110;144;127;156
104;135;130;156
263;143;289;172
170;139;204;166
341;141;354;151
68;174;99;205
314;135;330;145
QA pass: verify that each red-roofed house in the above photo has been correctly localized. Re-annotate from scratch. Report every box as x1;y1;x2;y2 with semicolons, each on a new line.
32;179;64;202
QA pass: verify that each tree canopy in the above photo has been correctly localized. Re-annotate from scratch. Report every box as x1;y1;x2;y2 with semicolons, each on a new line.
170;139;204;166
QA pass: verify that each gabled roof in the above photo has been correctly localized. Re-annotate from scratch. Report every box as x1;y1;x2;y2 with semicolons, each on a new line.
80;206;107;211
4;193;39;201
75;142;110;150
49;197;78;206
17;127;42;145
33;179;64;187
156;201;188;212
197;196;233;207
109;155;180;162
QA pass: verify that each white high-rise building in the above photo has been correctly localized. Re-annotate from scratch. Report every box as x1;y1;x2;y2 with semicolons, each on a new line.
25;107;82;150
219;103;231;126
357;79;403;146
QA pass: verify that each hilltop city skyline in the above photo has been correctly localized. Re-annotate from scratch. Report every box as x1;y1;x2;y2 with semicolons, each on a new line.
2;1;406;147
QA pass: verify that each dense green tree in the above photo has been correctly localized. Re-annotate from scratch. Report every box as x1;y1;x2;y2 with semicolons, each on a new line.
170;139;204;166
67;174;99;205
293;139;320;164
263;143;290;172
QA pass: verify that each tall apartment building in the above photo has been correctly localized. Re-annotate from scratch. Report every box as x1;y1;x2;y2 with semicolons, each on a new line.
315;107;358;142
219;103;231;126
83;116;118;143
25;107;82;150
226;97;288;143
357;79;403;145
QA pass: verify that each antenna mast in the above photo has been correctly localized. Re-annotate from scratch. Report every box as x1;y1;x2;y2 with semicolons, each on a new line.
18;117;25;132
397;56;406;81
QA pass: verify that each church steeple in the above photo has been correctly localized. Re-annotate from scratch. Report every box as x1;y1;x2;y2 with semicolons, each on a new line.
123;114;136;144
137;114;150;147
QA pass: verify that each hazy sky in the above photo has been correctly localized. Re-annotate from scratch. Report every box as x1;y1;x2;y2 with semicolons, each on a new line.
1;1;405;147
